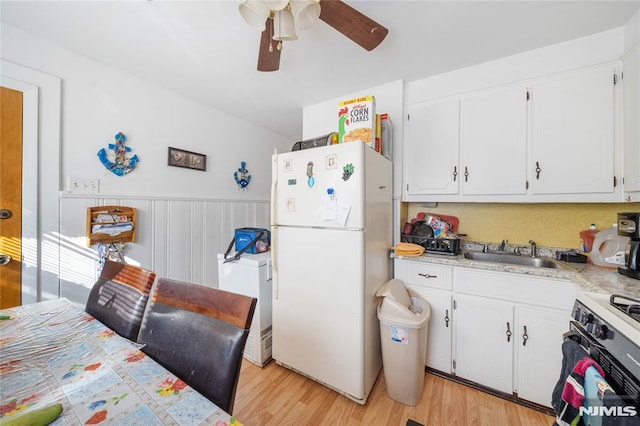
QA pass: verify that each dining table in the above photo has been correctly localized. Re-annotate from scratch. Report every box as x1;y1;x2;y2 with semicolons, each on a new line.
0;298;243;425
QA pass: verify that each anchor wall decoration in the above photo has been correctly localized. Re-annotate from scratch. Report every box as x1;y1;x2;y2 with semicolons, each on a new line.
97;132;139;176
234;161;251;190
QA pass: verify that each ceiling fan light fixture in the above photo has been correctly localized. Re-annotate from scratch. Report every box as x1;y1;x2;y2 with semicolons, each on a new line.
239;0;271;31
273;8;298;41
289;0;321;30
266;0;289;11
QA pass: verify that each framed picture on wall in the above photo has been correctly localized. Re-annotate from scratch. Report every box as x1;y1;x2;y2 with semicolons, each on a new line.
168;147;206;171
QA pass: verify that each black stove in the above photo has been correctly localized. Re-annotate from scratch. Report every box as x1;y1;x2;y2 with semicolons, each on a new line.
572;292;640;411
610;294;640;323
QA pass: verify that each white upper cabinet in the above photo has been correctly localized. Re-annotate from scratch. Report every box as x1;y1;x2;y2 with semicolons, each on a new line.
403;61;625;202
529;64;616;196
405;98;460;196
460;85;528;196
623;45;640;200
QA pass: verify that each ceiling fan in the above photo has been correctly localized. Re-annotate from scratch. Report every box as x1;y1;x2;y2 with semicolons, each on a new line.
239;0;389;72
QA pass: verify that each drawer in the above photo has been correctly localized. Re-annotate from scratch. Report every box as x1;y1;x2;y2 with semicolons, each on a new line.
405;262;453;291
454;268;577;310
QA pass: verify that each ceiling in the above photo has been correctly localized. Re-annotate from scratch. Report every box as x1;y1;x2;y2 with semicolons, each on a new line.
2;1;639;141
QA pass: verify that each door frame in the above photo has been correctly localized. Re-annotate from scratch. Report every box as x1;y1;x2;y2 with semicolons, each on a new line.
1;59;62;304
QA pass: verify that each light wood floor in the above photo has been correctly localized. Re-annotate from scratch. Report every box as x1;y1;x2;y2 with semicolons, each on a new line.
234;360;555;425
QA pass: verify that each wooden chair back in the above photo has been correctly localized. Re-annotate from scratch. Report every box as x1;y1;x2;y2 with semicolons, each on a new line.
85;260;156;341
137;278;257;414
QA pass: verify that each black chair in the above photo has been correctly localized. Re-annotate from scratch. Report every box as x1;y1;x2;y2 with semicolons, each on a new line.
85;260;156;341
137;278;257;414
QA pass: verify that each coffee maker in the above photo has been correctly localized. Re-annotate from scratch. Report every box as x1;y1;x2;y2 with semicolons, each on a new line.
617;212;640;280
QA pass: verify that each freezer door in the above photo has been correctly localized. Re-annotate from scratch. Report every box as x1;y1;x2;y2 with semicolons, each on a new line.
274;142;365;228
272;226;367;400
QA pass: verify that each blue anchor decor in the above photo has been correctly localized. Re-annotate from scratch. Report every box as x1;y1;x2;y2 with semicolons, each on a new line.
234;161;251;190
97;132;139;176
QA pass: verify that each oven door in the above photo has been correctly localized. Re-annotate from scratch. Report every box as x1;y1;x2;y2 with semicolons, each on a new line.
566;321;640;411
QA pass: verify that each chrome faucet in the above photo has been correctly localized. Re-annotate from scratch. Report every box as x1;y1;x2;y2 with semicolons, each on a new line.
529;240;537;257
500;239;508;252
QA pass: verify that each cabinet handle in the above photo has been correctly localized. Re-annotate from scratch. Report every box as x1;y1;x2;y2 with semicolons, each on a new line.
506;322;512;342
522;325;528;346
445;309;449;328
453;166;457;182
464;166;469;182
535;161;541;179
417;273;437;279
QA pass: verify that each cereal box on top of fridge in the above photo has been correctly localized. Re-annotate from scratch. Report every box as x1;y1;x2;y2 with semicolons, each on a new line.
338;96;376;147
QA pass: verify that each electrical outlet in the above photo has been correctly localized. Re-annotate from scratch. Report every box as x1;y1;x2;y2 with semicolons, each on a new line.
68;177;99;193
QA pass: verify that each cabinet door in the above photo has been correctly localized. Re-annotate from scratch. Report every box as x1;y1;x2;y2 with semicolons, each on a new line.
515;305;569;407
409;285;452;373
454;294;513;394
530;65;615;195
460;85;528;195
405;99;460;195
623;47;640;197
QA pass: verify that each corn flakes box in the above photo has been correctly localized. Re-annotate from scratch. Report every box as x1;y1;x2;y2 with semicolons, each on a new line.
338;96;376;147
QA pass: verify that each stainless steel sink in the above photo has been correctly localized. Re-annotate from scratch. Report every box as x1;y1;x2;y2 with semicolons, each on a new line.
462;251;570;269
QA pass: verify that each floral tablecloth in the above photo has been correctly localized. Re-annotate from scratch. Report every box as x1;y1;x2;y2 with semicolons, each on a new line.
0;298;242;425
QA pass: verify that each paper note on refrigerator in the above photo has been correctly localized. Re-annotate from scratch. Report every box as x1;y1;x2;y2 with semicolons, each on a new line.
321;199;337;220
334;205;351;226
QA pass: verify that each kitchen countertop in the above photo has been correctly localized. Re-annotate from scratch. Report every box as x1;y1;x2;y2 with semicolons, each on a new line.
392;251;640;299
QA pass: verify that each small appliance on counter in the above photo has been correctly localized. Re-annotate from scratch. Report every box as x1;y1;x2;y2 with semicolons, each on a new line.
291;133;338;151
617;212;640;280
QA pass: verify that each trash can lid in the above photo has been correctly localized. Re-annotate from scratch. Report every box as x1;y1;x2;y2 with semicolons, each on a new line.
377;279;430;327
376;279;411;308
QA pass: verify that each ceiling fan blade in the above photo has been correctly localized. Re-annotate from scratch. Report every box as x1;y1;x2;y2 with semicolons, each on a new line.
319;0;388;51
257;18;281;72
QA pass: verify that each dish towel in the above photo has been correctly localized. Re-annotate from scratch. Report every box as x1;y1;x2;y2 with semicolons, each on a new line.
555;356;605;426
583;365;610;426
553;339;590;418
393;242;425;257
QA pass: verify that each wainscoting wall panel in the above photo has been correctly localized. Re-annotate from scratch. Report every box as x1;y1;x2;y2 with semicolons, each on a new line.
60;194;270;306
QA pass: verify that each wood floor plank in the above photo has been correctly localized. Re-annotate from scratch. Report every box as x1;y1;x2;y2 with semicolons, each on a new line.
234;360;555;425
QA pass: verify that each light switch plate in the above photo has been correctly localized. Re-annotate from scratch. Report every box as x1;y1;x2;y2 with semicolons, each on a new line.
68;177;99;193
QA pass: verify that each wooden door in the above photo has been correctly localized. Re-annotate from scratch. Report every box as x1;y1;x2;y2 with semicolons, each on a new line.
0;86;23;308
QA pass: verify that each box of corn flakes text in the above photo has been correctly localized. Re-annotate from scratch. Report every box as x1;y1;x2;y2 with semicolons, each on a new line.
338;96;376;147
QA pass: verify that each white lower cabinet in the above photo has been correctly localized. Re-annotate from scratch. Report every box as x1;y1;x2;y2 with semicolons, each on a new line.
454;294;513;394
394;258;576;408
453;268;576;407
515;305;570;406
394;259;453;374
409;286;452;373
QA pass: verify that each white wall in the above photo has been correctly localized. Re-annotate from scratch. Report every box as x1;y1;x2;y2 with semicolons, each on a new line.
406;28;625;105
625;9;640;51
2;23;290;200
1;23;292;306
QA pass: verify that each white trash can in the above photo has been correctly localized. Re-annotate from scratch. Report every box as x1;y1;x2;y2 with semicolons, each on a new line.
376;279;431;406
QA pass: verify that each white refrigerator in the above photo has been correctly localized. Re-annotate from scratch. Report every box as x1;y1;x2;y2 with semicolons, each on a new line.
270;141;392;404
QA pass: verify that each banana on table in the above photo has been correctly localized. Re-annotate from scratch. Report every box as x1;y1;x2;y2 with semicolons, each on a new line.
0;403;63;426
